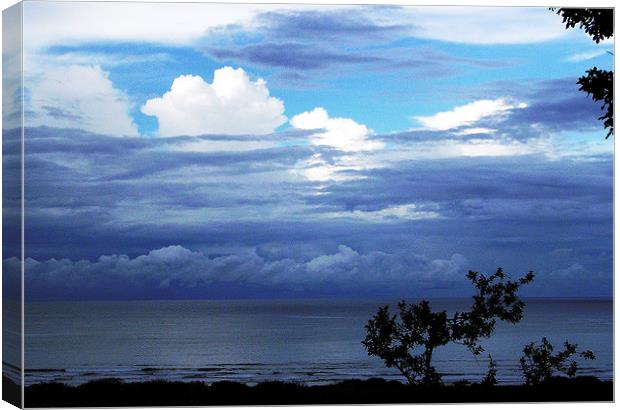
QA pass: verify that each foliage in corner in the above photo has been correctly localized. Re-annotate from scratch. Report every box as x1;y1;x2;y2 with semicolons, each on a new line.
553;8;613;43
362;268;534;385
578;67;614;138
520;337;596;385
552;8;614;139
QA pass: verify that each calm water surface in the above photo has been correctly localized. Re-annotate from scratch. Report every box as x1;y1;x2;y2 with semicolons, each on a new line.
24;299;612;386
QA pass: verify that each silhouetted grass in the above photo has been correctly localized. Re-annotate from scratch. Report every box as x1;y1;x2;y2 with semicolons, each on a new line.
10;375;611;407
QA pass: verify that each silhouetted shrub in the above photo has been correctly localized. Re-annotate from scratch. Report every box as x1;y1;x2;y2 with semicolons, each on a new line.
481;354;498;386
520;337;596;385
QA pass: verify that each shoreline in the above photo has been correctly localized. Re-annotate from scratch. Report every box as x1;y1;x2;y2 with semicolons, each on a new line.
10;375;613;407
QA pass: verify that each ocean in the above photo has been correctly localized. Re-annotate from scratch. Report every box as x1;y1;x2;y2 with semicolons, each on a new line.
23;298;612;386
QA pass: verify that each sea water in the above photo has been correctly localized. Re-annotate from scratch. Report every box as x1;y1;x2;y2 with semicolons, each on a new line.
23;298;612;386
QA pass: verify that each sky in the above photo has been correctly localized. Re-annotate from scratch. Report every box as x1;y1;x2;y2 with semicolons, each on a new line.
2;2;614;300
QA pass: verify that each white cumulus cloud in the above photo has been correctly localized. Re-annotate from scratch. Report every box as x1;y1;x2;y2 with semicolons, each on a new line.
290;107;384;151
142;67;287;137
414;98;527;131
289;108;385;182
28;65;138;136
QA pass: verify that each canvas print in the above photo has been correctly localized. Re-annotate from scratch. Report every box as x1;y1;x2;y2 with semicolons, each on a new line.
1;2;614;407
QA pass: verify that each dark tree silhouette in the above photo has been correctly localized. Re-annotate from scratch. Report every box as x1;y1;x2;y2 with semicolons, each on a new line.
362;268;534;385
578;68;613;137
554;8;613;43
520;337;596;385
552;8;614;138
362;300;448;385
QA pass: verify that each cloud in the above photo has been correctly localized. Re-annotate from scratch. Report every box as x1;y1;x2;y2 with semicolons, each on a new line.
290;107;383;151
18;244;470;300
22;2;274;48
17;127;324;260
2;4;23;131
142;67;287;137
17;240;611;300
566;49;612;62
396;107;556;160
258;7;568;45
44;47;174;68
27;65;138;136
413;98;527;131
22;3;572;52
386;137;554;160
205;42;384;70
14;126;612;298
292;153;355;182
452;127;495;136
304;154;612;223
289;108;385;182
257;9;408;43
511;84;607;133
393;78;611;158
321;204;442;223
202;9;523;78
400;7;569;45
531;262;612;295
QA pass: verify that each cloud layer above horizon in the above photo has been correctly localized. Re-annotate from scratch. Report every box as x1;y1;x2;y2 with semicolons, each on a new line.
4;3;613;300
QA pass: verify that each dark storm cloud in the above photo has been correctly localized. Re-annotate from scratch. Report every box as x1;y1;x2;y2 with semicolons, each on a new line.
17;237;612;301
18;244;471;300
2;128;22;260
98;146;311;181
296;152;612;296
305;155;612;220
13;126;613;298
485;78;602;134
508;94;602;134
23;126;315;182
19;126;326;259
